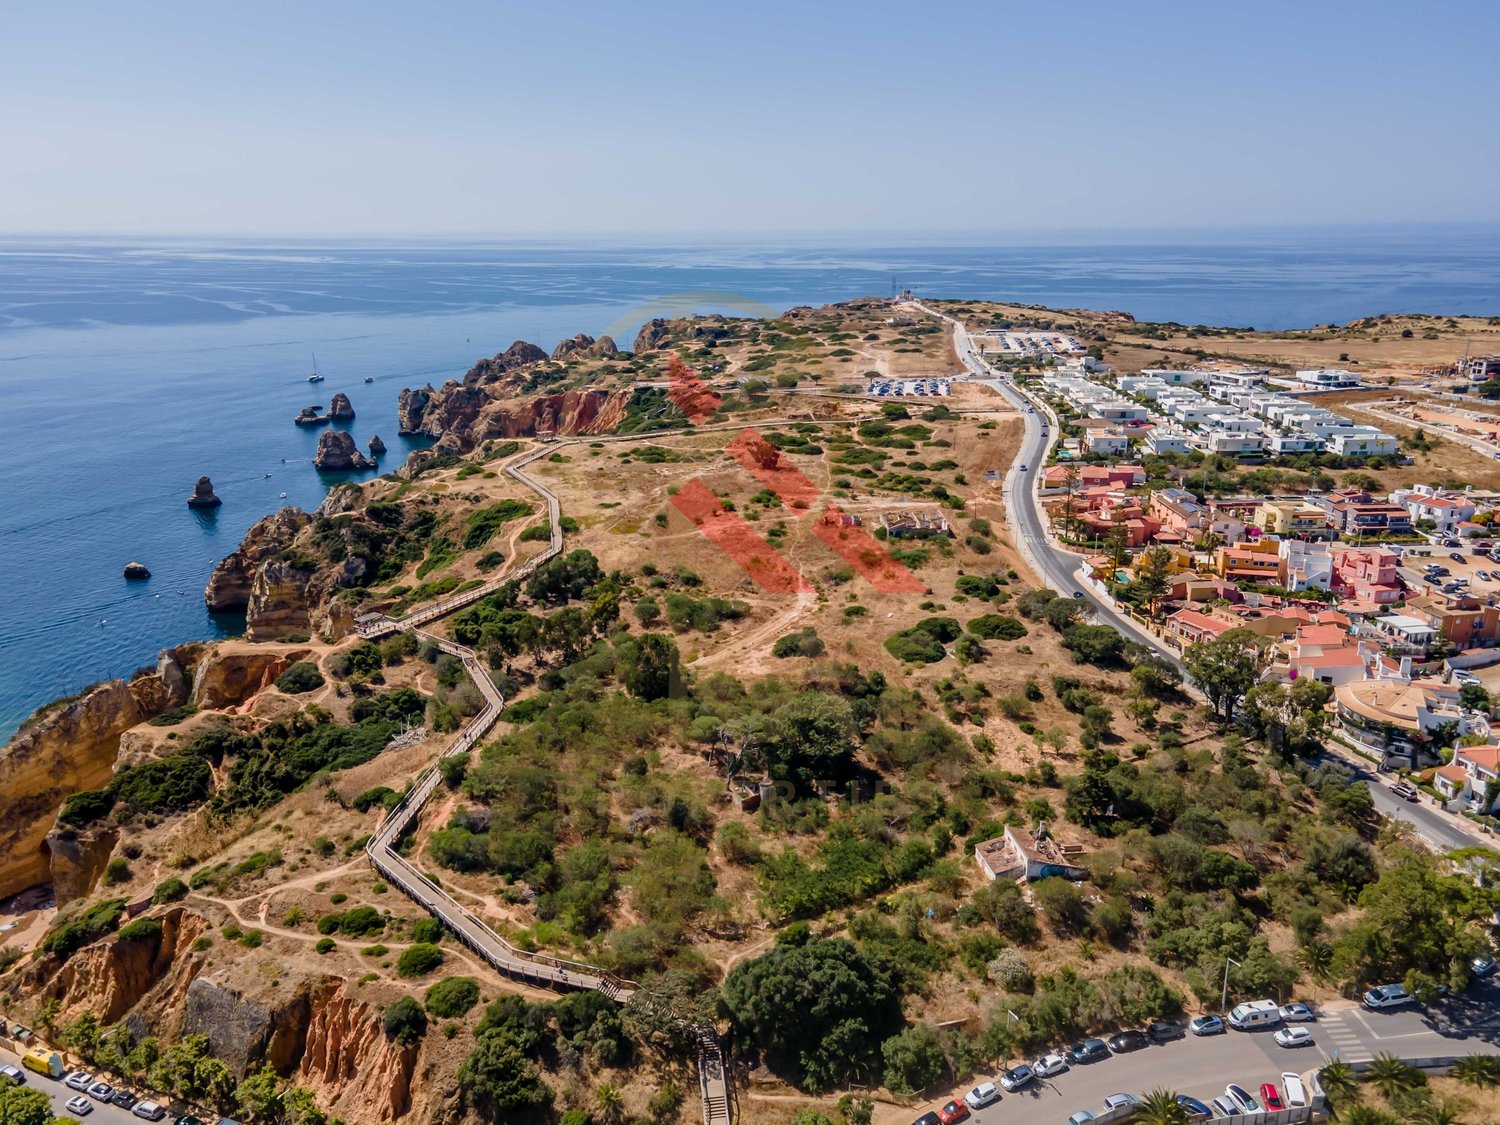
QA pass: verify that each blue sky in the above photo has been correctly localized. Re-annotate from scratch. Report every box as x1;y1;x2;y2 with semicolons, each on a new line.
2;0;1496;235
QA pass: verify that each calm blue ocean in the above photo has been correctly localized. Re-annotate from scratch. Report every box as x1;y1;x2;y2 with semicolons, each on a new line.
4;229;1500;739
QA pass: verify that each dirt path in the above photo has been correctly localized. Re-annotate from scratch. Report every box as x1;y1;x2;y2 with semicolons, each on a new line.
692;590;817;674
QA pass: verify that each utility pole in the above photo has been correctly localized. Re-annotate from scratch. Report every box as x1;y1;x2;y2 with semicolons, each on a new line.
1221;956;1243;1013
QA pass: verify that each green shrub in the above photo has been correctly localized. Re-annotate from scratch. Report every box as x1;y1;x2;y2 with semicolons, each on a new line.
101;857;132;885
353;786;398;813
315;937;336;954
383;996;428;1044
396;942;445;977
968;614;1028;641
411;917;444;944
338;906;385;937
153;877;188;904
118;918;163;943
275;661;326;694
42;899;126;959
772;629;825;659
424;975;481;1017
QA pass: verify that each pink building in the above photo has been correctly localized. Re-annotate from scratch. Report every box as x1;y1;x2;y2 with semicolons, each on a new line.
1330;546;1404;607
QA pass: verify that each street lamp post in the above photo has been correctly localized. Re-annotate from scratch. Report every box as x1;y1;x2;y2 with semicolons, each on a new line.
1221;956;1243;1013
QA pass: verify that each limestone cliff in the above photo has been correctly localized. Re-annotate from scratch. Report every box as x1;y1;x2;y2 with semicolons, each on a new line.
395;385;632;453
191;647;311;710
459;339;548;387
0;647;196;899
205;509;314;613
45;825;119;906
37;907;207;1024
551;332;619;362
297;980;418;1121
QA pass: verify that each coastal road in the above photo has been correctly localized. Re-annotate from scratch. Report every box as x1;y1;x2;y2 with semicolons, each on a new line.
881;990;1500;1125
0;1043;150;1125
912;302;1494;859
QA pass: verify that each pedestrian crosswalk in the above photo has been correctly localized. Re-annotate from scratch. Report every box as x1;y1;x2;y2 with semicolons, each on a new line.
1318;1011;1372;1062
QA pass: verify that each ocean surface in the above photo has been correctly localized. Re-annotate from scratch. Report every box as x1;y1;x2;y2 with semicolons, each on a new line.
4;228;1500;740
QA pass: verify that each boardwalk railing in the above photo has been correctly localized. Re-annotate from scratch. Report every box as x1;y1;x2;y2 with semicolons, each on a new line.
361;443;731;1124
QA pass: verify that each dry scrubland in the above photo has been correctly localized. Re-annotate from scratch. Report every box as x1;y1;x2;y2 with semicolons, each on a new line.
2;300;1495;1125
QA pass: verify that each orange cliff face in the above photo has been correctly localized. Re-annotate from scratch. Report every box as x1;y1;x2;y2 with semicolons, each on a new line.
0;647;200;901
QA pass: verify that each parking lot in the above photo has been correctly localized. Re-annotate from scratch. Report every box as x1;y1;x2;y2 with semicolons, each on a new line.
866;378;951;397
881;988;1500;1125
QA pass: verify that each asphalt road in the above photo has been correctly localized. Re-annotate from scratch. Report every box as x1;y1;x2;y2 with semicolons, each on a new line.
882;988;1500;1125
0;1043;160;1125
918;304;1495;860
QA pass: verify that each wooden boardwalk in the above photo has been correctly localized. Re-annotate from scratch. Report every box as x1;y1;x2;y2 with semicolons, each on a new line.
361;445;731;1124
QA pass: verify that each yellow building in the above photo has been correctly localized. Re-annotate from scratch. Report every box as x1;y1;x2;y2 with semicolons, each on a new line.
1253;500;1331;538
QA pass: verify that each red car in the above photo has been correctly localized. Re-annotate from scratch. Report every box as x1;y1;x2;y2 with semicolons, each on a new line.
1259;1083;1286;1111
937;1101;971;1125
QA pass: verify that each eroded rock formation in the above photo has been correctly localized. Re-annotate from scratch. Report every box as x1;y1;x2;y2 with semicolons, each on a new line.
314;430;375;472
123;561;151;580
634;317;672;352
191;647;310;709
394;386;631;453
367;434;386;458
187;476;222;508
551;332;619;361
294;405;330;427
327;393;355;421
205;509;313;613
39;907;208;1024
460;339;548;387
0;647;196;898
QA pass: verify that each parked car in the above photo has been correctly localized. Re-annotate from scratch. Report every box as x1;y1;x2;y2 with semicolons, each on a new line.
1189;1014;1225;1036
87;1081;114;1102
1225;1084;1260;1113
175;1117;208;1125
1452;552;1467;562
1281;1072;1310;1108
1391;782;1419;801
936;1101;969;1125
910;1114;940;1125
1066;1113;1097;1125
134;1103;167;1122
1102;1093;1140;1111
0;1065;23;1086
1146;1020;1185;1043
963;1082;999;1109
1472;955;1496;978
111;1089;140;1109
1000;1064;1035;1092
65;1096;94;1117
1067;1038;1110;1063
1033;1052;1069;1078
1210;1096;1239;1118
1478;570;1492;581
1261;1082;1286;1111
1279;1002;1316;1022
64;1072;94;1092
1445;539;1462;548
1364;982;1413;1009
1175;1094;1213;1121
1275;1026;1315;1048
1106;1030;1148;1053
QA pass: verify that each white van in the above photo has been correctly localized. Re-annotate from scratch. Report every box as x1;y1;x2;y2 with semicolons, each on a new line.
1281;1072;1309;1108
1228;999;1282;1030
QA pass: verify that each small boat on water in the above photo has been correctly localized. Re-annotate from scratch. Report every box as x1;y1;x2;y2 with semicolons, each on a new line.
307;351;323;383
363;376;375;383
278;491;288;499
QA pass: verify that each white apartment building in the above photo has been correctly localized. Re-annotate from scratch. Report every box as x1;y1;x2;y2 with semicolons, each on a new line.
1268;433;1325;455
1326;428;1399;457
1146;426;1194;455
1196;431;1265;456
1139;367;1210;385
1295;367;1361;389
1390;484;1477;533
1280;539;1334;591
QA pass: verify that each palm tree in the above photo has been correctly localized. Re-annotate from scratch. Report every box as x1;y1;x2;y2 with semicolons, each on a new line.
1134;1088;1189;1125
1408;1096;1464;1125
1335;1107;1402;1125
1298;939;1334;979
1365;1052;1424;1101
1452;1053;1500;1088
1320;1059;1360;1110
595;1083;623;1124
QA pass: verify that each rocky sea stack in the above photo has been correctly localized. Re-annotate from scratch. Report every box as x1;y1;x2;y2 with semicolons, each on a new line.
186;476;222;509
368;434;386;458
551;333;619;361
328;393;355;421
294;405;330;427
314;429;375;471
122;561;151;580
460;339;549;387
